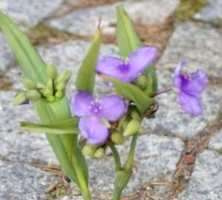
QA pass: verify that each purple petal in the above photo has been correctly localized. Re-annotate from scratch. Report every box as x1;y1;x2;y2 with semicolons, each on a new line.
173;61;187;88
178;92;203;116
127;46;158;80
100;95;127;122
79;116;109;145
96;56;128;80
71;91;93;117
183;70;208;97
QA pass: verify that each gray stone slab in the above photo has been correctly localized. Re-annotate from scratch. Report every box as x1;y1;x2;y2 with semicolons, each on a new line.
208;130;222;151
47;0;179;36
0;0;63;28
157;22;222;78
0;91;57;164
178;150;222;200
194;0;222;26
0;161;55;200
0;34;14;72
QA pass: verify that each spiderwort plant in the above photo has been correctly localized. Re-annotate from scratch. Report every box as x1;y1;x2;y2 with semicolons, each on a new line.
0;5;208;200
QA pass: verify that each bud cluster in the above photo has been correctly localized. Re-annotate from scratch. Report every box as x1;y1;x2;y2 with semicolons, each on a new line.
14;64;71;104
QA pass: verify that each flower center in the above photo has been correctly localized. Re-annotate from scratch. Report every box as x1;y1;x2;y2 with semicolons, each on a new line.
118;63;130;73
90;101;102;116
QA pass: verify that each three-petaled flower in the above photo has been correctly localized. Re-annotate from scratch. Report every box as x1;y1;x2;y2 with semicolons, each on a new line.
173;61;208;116
71;91;127;145
96;46;158;82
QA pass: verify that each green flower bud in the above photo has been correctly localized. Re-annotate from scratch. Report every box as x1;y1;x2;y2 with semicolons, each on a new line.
22;78;36;89
130;110;140;121
47;64;57;79
47;95;56;102
111;132;124;145
56;82;65;91
136;75;147;89
46;79;53;91
36;82;45;89
94;148;105;158
82;144;97;157
55;70;71;84
123;119;141;137
13;92;27;105
55;90;64;99
42;88;52;97
26;90;41;101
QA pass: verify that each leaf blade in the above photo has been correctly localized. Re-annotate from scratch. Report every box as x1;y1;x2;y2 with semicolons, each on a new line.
75;30;101;92
110;78;153;113
116;6;141;57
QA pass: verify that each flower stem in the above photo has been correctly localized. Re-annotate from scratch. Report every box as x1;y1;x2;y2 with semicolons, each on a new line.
109;142;122;170
111;135;138;200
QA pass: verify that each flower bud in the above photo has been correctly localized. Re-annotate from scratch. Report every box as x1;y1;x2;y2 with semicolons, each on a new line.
26;90;41;101
55;90;64;99
82;144;97;157
56;82;65;91
47;95;56;102
13;92;27;105
36;82;45;89
46;79;53;91
94;148;105;158
47;64;57;80
42;88;52;97
55;70;71;84
136;75;147;89
22;78;36;89
130;110;140;121
111;132;124;145
123;119;140;137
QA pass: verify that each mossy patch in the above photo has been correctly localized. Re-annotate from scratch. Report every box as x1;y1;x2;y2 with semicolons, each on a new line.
176;0;208;21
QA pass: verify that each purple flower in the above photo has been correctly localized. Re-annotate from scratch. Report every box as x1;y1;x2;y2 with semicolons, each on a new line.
71;91;127;145
173;61;208;116
96;46;158;82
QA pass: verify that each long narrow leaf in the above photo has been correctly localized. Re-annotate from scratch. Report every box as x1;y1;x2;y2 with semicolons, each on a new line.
116;6;141;57
21;122;78;135
110;78;153;114
75;30;101;93
0;12;47;83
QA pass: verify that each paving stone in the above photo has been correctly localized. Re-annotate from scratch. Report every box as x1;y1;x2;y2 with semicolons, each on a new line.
178;150;222;200
0;91;57;164
157;22;222;78
208;130;222;151
47;0;179;36
0;34;14;72
194;0;222;26
0;161;55;200
0;0;63;28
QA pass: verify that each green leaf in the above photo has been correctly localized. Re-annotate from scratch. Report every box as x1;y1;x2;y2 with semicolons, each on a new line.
21;118;78;135
75;30;101;93
116;6;141;57
34;98;90;196
144;66;158;95
0;12;47;84
109;78;153;114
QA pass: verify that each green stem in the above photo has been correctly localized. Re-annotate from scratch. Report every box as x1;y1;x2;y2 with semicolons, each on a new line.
111;135;138;200
124;135;138;170
109;142;122;170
